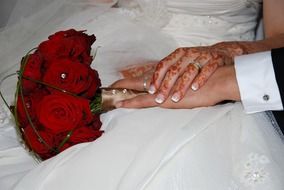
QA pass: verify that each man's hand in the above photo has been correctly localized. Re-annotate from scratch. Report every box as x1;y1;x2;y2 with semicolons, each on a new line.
111;65;241;109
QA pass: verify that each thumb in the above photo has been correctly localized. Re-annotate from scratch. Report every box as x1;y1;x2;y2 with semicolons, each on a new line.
115;94;158;108
110;76;145;91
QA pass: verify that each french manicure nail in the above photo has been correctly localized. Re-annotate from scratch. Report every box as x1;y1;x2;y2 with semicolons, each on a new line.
191;83;199;91
171;93;180;102
155;94;165;104
148;85;156;94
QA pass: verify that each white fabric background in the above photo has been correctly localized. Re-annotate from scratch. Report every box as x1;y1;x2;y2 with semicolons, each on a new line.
1;1;283;190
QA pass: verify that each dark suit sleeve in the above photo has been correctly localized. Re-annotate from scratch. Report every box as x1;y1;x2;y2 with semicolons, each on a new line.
271;47;284;132
271;47;284;102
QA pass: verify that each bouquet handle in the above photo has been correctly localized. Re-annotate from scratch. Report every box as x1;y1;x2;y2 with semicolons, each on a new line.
101;88;147;111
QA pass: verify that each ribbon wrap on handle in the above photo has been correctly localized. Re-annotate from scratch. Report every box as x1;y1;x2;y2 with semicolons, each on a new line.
101;88;147;111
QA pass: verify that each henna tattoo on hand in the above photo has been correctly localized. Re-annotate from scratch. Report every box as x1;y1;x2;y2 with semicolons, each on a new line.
150;41;248;103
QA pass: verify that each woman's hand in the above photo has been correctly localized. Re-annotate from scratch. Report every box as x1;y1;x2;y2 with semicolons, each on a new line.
148;42;247;104
119;61;157;78
111;65;241;109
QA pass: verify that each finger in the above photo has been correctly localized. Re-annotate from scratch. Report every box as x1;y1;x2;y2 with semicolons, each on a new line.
155;52;196;103
115;94;158;108
154;48;205;104
170;64;199;102
210;47;234;66
149;48;186;94
110;77;144;91
162;83;218;109
119;61;158;78
212;42;247;57
193;50;212;67
169;50;212;102
159;90;197;109
191;57;222;91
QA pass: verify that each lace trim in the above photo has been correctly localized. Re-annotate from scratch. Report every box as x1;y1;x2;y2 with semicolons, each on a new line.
240;153;270;187
228;180;240;190
118;0;171;28
0;103;11;126
265;111;284;141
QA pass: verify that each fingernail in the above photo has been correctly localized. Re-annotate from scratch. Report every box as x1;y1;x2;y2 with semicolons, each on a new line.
155;94;165;104
191;83;199;91
171;93;180;102
148;85;156;94
115;101;123;108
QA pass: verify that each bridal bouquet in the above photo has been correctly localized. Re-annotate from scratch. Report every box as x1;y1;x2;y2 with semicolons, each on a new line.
1;29;144;160
13;29;104;160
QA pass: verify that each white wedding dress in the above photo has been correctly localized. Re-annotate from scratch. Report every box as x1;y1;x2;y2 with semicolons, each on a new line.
0;0;284;190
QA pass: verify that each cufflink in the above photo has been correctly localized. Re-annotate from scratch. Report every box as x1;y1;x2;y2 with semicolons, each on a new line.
263;94;270;101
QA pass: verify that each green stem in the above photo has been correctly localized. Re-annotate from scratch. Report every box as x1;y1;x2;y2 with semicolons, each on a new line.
0;73;18;114
57;130;73;152
18;53;57;153
89;92;102;114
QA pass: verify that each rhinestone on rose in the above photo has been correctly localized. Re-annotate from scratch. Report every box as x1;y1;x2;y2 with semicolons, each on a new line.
60;73;67;79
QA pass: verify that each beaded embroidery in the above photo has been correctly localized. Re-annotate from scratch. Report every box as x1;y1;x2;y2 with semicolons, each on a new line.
240;153;270;187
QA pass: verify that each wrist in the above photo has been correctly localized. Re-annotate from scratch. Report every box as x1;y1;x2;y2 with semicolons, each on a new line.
216;65;241;102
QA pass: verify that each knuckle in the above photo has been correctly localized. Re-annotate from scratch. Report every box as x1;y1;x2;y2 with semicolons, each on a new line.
160;55;171;63
168;65;180;76
181;73;189;82
156;61;166;70
160;78;170;88
176;47;185;54
160;80;172;93
176;83;186;95
187;49;200;59
159;86;168;94
211;51;221;59
183;70;195;80
179;55;187;62
199;68;210;76
183;71;197;81
184;51;191;58
199;73;207;81
152;71;159;82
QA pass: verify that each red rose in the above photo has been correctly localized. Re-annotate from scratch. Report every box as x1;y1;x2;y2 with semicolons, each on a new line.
21;52;43;93
89;114;102;130
81;68;101;98
69;126;103;144
42;59;101;98
17;95;33;126
38;29;96;65
17;88;49;126
24;125;55;159
36;93;92;133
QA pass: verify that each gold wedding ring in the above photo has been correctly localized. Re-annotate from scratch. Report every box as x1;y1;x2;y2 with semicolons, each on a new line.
191;62;202;72
143;76;148;91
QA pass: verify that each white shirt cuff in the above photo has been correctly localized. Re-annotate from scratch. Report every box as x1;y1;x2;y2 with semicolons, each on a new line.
234;51;283;113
